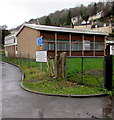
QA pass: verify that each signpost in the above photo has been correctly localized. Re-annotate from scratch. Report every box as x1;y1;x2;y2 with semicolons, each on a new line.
37;36;43;51
36;36;47;71
37;37;42;45
110;45;114;55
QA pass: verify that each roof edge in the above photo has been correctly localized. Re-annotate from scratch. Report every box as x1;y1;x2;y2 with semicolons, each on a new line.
16;24;108;37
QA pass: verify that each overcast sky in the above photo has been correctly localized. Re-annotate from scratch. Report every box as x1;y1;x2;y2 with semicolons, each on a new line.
0;0;100;29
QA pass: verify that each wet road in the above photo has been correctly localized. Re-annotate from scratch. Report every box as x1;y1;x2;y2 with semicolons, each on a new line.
1;61;112;118
0;61;2;119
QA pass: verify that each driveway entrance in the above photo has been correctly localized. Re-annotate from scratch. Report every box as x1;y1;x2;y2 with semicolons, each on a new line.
1;61;112;118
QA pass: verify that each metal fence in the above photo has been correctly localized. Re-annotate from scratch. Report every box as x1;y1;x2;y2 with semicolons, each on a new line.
66;57;104;88
3;53;113;90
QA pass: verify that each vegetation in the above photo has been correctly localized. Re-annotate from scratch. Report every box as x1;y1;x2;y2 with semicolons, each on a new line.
37;1;114;26
66;11;72;25
45;16;51;25
0;25;10;47
2;56;113;95
23;80;109;95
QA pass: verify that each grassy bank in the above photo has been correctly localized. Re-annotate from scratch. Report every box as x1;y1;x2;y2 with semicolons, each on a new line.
2;56;112;95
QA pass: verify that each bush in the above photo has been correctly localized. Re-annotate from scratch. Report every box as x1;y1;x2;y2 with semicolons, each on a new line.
108;33;114;37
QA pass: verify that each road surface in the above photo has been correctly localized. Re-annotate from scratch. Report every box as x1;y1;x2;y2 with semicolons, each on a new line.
1;61;112;118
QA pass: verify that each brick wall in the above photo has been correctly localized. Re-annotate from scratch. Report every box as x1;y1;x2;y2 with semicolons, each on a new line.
17;27;40;59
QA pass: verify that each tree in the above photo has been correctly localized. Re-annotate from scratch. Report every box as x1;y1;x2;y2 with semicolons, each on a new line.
103;2;112;17
93;3;97;15
66;11;72;25
79;4;86;18
111;1;114;16
2;30;10;45
45;16;51;25
82;12;89;25
59;18;62;26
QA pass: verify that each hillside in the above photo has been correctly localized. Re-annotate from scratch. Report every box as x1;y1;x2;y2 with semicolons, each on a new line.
11;1;114;31
35;1;114;27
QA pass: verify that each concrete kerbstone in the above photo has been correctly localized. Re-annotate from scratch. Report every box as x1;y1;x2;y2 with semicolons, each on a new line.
2;60;109;98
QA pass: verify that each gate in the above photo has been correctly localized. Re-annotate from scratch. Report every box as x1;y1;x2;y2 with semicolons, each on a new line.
66;54;113;90
66;57;104;88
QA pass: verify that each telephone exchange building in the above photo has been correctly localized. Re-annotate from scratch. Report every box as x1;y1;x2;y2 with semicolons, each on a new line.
6;24;108;59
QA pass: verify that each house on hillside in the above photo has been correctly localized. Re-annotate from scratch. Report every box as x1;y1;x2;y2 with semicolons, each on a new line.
71;16;82;25
4;31;18;57
74;22;114;34
74;21;92;30
4;24;108;59
88;11;104;21
91;23;113;34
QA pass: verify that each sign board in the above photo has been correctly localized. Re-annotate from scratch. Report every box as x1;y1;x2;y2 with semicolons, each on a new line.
37;37;42;45
110;45;114;55
36;51;47;62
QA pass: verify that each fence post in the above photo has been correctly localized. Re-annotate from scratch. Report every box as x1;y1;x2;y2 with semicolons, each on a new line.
60;52;66;79
104;55;112;90
47;58;55;77
82;57;83;84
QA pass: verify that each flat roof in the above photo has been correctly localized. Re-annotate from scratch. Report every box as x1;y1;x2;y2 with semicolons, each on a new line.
5;32;17;40
16;23;108;36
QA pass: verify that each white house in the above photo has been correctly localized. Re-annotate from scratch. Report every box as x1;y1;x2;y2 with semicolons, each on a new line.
4;31;18;57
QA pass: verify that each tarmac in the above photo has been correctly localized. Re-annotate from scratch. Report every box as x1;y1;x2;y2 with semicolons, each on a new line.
0;61;2;119
1;61;112;118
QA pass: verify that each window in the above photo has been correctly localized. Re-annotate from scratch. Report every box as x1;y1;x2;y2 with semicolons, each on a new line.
49;42;54;50
83;40;94;50
72;40;82;50
42;39;55;51
42;42;48;51
90;41;94;50
95;42;104;50
57;40;69;51
84;40;90;50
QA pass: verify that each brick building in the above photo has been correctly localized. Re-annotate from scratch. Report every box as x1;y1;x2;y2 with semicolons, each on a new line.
5;24;108;59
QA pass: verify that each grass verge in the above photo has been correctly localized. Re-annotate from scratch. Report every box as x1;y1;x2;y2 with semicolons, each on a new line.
23;79;110;95
2;56;112;96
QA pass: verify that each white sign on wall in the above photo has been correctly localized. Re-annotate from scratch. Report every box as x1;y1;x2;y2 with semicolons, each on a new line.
110;45;114;55
36;51;47;62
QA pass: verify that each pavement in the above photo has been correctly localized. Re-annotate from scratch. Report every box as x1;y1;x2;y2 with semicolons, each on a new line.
1;61;112;118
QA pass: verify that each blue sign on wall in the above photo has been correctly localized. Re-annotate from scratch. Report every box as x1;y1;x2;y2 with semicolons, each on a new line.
37;37;42;45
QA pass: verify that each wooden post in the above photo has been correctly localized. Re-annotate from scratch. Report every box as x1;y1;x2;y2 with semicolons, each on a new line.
47;58;55;77
40;62;43;71
60;52;66;79
54;55;59;78
39;45;43;71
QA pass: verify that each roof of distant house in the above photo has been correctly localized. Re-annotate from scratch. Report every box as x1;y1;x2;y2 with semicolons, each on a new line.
74;21;92;26
5;31;17;40
91;22;114;28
